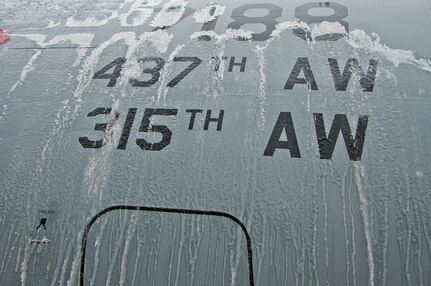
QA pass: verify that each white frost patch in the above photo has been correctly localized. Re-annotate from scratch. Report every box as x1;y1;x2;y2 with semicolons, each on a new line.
136;30;173;53
151;0;188;28
65;6;121;28
271;21;309;38
66;17;109;27
120;8;153;27
47;33;94;47
125;0;161;5
146;0;163;5
45;20;60;29
193;4;225;23
271;21;431;73
311;21;347;38
29;237;51;244
120;0;154;27
191;28;252;41
347;30;431;72
223;28;252;40
271;21;346;39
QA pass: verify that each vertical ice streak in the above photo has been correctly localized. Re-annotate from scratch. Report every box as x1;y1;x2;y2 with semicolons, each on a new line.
155;44;185;103
322;174;330;285
380;176;389;286
6;50;42;97
119;214;136;286
229;227;244;285
20;241;31;286
0;50;42;124
58;239;74;286
0;219;18;275
130;240;142;285
252;42;268;285
89;227;105;286
353;162;374;286
348;169;357;286
190;29;252;98
254;45;267;129
174;217;186;285
340;172;349;286
401;176;413;286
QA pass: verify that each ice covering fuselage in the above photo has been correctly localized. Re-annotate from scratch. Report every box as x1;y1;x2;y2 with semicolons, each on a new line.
1;0;431;285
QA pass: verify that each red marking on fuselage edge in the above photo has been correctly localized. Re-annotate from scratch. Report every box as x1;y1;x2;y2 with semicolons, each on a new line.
0;29;11;45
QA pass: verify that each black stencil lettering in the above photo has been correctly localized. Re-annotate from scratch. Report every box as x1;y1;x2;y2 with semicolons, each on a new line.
228;4;282;41
136;109;178;151
93;57;126;87
79;108;119;148
186;109;203;130
328;58;378;92
117;108;137;150
314;113;369;161
263;112;301;157
294;2;348;41
167;57;202;87
228;57;247;72
36;218;47;230
129;57;165;87
212;56;227;71
204;110;224;131
284;57;318;90
199;5;220;41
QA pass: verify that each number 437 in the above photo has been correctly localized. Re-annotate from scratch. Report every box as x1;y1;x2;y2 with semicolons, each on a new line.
93;57;202;87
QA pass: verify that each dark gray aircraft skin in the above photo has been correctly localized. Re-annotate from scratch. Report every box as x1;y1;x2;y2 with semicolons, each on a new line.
1;0;431;285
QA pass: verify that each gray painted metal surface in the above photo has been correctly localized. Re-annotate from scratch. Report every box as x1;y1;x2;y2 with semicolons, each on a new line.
1;0;431;285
